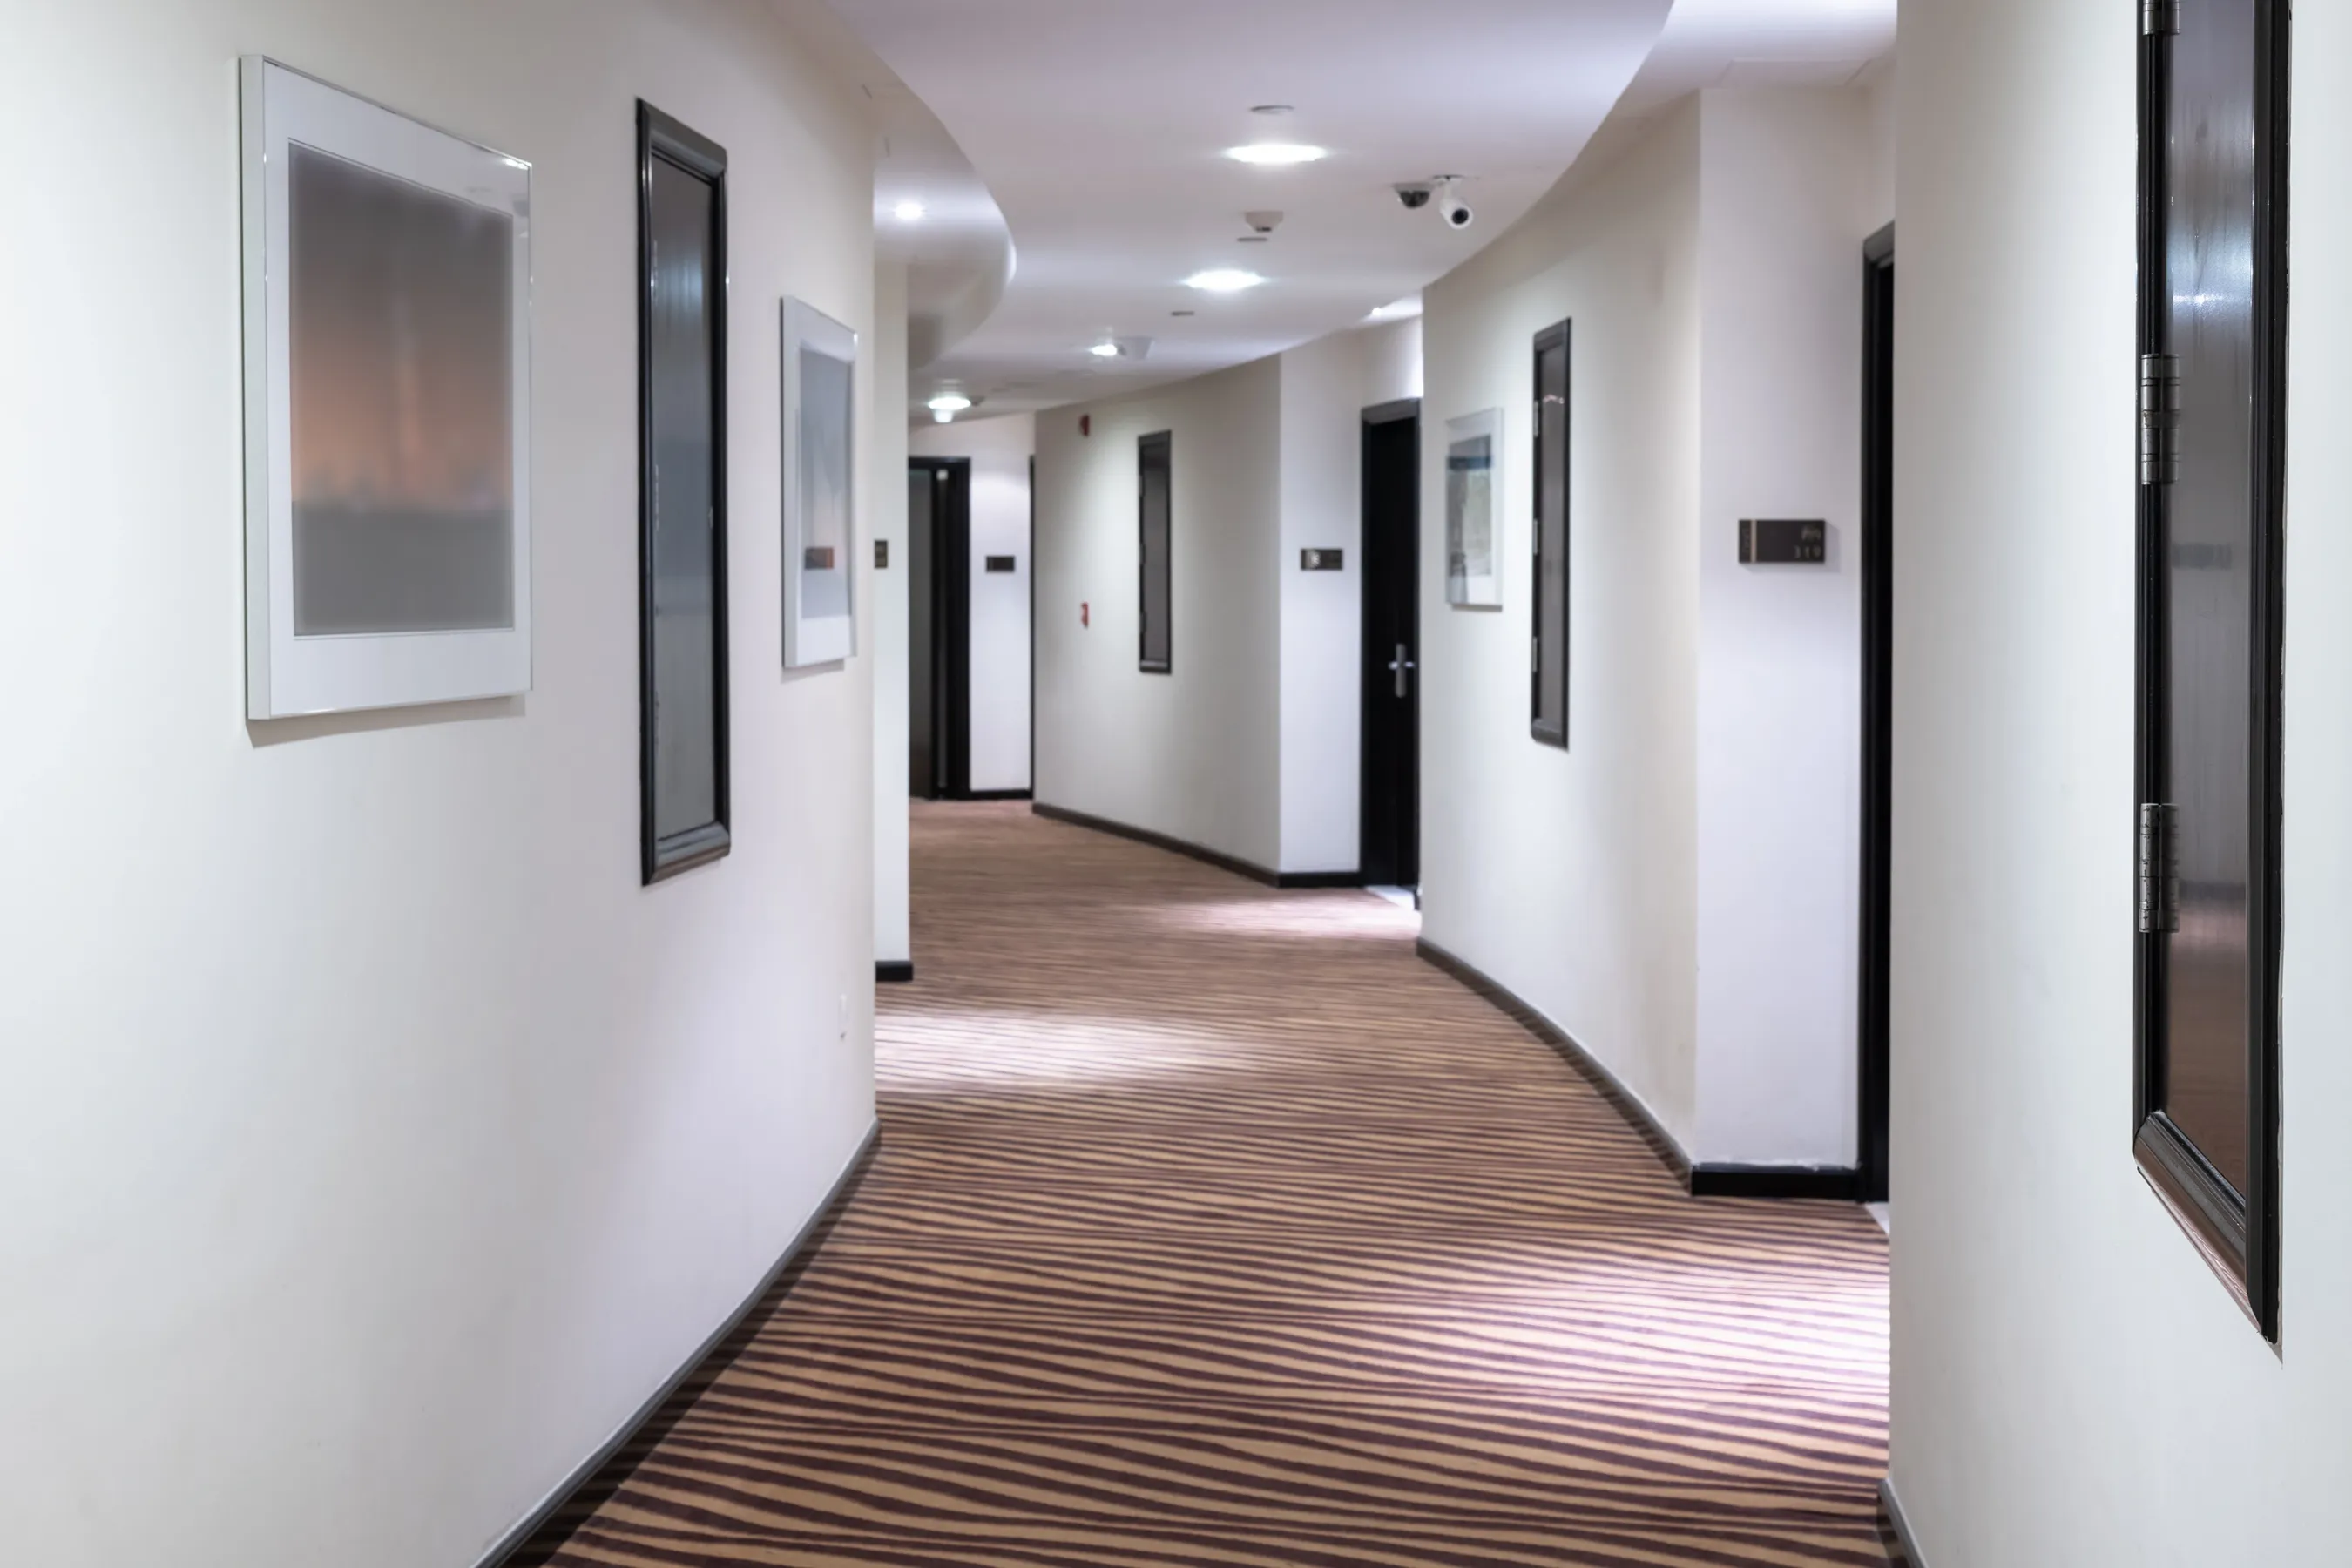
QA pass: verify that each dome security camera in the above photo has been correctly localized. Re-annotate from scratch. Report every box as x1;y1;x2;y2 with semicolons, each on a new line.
1436;177;1473;230
1394;181;1434;211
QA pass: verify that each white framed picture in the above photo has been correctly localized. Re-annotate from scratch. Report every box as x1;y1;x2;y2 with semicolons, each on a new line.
781;297;857;668
239;58;533;720
1445;408;1504;608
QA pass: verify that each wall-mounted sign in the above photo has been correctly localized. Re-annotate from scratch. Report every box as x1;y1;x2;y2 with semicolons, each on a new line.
1738;518;1827;564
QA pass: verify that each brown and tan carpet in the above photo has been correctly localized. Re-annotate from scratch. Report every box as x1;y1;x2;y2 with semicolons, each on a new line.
544;801;1897;1567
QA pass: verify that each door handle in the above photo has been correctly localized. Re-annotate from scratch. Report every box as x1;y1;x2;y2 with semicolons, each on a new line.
1388;642;1416;699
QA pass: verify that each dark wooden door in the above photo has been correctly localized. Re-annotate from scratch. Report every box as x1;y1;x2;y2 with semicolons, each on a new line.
1361;402;1421;889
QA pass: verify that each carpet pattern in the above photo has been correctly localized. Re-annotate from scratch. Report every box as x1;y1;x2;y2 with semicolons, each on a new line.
544;801;1898;1566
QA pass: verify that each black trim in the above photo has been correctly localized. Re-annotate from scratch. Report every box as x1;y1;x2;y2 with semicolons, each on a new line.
1878;1477;1930;1568
483;1124;878;1566
1139;430;1173;673
875;961;914;984
637;102;732;886
2131;0;2288;1341
1417;937;1865;1203
1029;453;1037;795
958;788;1033;802
1858;222;1895;1206
1416;937;1689;1186
1032;801;1355;889
1688;1164;1862;1201
1530;319;1571;748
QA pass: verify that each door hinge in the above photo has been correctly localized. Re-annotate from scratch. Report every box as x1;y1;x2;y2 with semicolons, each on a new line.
2140;353;2180;485
1531;636;1541;674
2144;0;2180;35
2138;802;2180;934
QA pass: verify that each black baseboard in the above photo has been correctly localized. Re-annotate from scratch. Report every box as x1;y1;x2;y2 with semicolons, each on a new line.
480;1122;880;1567
1879;1477;1929;1566
1416;936;1690;1186
875;961;915;984
1032;801;1359;891
954;788;1034;802
1688;1163;1863;1200
1416;936;1866;1204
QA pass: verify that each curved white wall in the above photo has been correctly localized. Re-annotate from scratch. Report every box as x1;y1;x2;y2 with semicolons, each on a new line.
1888;0;2352;1560
0;3;879;1564
1419;100;1707;1146
1417;84;1887;1169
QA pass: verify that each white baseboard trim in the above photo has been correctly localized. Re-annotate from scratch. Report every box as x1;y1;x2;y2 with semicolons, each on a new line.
1881;1475;1930;1566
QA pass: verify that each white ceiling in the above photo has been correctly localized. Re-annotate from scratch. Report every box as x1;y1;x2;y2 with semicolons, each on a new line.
826;0;1676;420
812;0;1896;423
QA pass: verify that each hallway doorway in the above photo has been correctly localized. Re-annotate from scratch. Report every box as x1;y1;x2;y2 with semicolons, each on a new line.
909;457;971;801
1859;226;1894;1206
1361;399;1422;894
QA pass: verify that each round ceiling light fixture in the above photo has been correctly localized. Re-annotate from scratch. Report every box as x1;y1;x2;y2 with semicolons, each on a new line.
1184;268;1265;294
1089;341;1122;358
928;392;972;413
892;199;925;221
1224;142;1326;166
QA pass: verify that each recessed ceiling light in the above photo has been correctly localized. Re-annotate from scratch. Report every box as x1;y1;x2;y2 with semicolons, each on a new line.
1089;341;1122;358
1225;143;1326;166
892;199;925;221
1185;268;1265;294
928;393;972;412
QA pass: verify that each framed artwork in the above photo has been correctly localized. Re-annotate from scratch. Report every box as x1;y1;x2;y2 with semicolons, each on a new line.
782;297;858;667
637;103;731;884
239;57;533;719
1444;409;1503;608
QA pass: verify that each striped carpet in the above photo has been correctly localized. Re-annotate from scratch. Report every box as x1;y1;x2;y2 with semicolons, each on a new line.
542;801;1898;1567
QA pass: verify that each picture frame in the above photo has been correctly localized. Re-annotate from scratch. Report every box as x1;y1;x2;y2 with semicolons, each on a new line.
1445;408;1504;608
239;57;533;720
637;102;732;883
781;297;858;667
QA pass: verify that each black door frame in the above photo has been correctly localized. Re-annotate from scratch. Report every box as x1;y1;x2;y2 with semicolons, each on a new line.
1360;397;1422;890
909;457;973;799
1858;224;1895;1206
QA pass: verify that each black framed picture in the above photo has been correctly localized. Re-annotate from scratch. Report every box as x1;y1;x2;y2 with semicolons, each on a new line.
637;103;732;884
2131;0;2288;1337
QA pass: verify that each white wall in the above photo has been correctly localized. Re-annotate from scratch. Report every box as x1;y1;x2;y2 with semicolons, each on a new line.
0;4;879;1565
1034;361;1282;869
1274;319;1425;876
872;261;911;965
1693;90;1872;1166
1033;321;1424;876
1420;98;1707;1146
1888;0;2352;1561
1418;83;1884;1167
909;411;1035;793
1277;333;1369;875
